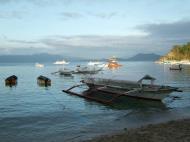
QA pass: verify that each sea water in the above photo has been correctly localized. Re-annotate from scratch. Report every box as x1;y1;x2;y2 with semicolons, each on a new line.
0;61;190;142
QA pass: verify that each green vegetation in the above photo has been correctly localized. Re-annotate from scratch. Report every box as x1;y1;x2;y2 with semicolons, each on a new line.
160;42;190;61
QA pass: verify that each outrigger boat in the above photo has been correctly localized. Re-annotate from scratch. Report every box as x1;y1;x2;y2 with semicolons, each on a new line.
51;65;103;76
59;68;74;76
87;61;107;68
51;68;74;76
62;75;182;104
75;65;103;74
169;64;182;71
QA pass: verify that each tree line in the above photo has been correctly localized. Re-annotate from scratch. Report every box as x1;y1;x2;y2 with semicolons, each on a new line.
160;42;190;61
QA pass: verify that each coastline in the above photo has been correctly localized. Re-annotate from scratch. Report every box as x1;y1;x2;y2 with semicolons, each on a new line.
155;60;190;65
85;118;190;142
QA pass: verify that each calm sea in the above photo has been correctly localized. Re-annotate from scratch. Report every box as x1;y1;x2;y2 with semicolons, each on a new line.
0;61;190;142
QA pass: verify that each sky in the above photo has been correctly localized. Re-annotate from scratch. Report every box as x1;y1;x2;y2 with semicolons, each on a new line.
0;0;190;58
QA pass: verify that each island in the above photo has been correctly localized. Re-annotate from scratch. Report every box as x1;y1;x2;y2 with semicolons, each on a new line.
157;42;190;65
125;53;161;61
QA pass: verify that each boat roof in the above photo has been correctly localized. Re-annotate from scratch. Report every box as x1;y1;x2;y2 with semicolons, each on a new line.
138;75;156;82
6;75;17;80
85;77;139;85
37;75;51;81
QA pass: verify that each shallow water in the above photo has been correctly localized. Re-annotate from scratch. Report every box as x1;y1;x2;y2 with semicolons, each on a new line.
0;62;190;142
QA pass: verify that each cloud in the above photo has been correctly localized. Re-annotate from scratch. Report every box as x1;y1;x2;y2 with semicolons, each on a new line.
0;37;50;55
138;20;190;39
37;20;190;57
0;0;49;5
60;11;117;20
0;0;78;6
0;34;184;58
89;12;117;19
39;35;166;57
1;20;190;58
0;11;25;19
0;0;14;4
0;46;54;55
60;12;83;20
7;39;40;44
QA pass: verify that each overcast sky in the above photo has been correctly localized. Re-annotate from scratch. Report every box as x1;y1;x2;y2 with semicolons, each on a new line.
0;0;190;58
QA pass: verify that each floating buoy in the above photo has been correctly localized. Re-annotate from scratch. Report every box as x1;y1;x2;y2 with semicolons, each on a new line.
37;75;51;87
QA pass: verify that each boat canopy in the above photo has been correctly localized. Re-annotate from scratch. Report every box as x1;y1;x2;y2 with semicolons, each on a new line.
137;75;156;87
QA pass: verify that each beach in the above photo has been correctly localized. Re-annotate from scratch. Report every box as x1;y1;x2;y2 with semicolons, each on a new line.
86;119;190;142
156;60;190;65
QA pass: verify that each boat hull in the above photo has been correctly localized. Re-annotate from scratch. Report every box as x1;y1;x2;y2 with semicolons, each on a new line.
85;83;172;101
123;91;169;101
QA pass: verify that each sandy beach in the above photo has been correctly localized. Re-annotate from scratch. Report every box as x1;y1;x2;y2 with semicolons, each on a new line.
86;119;190;142
156;60;190;65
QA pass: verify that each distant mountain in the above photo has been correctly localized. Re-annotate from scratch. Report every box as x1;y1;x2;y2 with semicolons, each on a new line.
0;53;161;63
125;53;161;61
0;53;83;63
159;42;190;62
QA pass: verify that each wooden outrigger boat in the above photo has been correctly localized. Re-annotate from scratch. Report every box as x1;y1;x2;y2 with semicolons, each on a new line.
62;75;182;104
169;64;182;71
51;65;103;77
75;65;103;74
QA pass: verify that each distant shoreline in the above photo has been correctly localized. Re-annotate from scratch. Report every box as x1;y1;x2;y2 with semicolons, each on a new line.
86;118;190;142
155;60;190;65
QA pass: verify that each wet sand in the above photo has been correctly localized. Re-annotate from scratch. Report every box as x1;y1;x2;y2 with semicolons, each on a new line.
86;119;190;142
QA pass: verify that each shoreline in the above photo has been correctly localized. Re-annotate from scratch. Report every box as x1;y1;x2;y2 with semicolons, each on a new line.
85;118;190;142
156;60;190;65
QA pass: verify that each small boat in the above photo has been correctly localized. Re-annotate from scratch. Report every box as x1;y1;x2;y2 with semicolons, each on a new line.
53;60;69;65
37;75;51;86
87;61;106;68
63;75;182;103
75;65;103;74
35;63;44;68
169;64;182;70
59;68;73;76
5;75;18;86
107;56;122;69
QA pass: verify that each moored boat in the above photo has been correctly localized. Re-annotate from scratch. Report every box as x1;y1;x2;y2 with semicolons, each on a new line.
107;56;122;69
37;75;51;86
82;75;181;101
75;65;103;74
5;75;18;86
87;61;106;68
63;75;182;104
59;68;73;76
169;64;182;71
35;63;44;68
53;60;69;65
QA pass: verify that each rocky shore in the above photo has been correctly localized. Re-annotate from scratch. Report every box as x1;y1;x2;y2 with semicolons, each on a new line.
85;119;190;142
